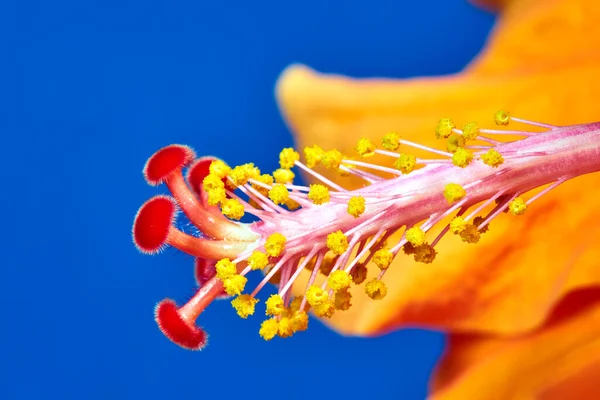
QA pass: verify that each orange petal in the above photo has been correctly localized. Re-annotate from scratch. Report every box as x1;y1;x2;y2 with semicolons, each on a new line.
277;0;600;336
430;288;600;399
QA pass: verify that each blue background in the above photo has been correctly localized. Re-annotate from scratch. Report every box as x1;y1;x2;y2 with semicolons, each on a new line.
2;1;494;399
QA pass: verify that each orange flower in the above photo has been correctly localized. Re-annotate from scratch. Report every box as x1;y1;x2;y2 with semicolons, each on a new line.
274;0;600;396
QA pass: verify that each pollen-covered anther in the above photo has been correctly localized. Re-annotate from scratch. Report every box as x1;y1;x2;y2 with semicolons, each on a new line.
273;168;295;184
444;183;467;204
473;216;489;233
452;148;473;168
279;147;300;169
222;274;247;296
308;184;330;205
449;216;468;234
413;244;437;264
435;118;455;139
328;270;352;291
215;258;237;280
268;183;289;205
327;230;349;255
459;224;481;244
229;163;261;187
494;110;510;125
306;285;328;306
334;289;352;311
509;197;527;215
247;251;269;270
365;279;387;300
304;145;324;168
322;149;343;169
372;248;394;269
208;159;231;179
351;263;368;284
265;294;285;316
447;134;466;153
154;298;208;351
290;311;309;332
347;196;366;218
231;294;258;318
265;233;286;257
313;299;335;318
356;137;376;157
220;198;245;220
481;148;504;167
394;154;417;174
382;132;400;151
462;122;480;141
202;174;227;206
259;318;279;341
406;227;427;247
277;317;294;338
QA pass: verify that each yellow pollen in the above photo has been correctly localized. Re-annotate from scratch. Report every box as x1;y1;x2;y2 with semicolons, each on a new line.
494;110;510;125
347;196;366;218
290;311;309;332
435;118;455;139
473;216;489;233
452;148;473;168
462;122;480;141
247;251;269;270
365;279;387;300
509;197;527;215
334;289;352;311
372;248;394;269
220;198;245;220
215;258;236;280
382;132;400;151
444;183;467;203
447;134;466;153
406;227;426;246
413;244;437;264
328;270;352;291
304;145;324;168
208;160;231;179
449;216;468;234
207;187;226;206
327;230;349;255
223;274;247;296
273;168;295;184
355;137;376;157
288;296;306;313
251;173;274;197
306;285;328;307
277;317;294;338
308;184;330;205
351;264;368;284
229;163;260;186
265;233;286;257
268;183;289;205
482;148;504;167
265;294;285;316
259;318;279;341
203;173;225;192
231;294;258;318
322;149;343;169
313;299;335;318
285;198;301;210
394;153;417;174
319;253;337;276
279;147;300;169
459;224;481;244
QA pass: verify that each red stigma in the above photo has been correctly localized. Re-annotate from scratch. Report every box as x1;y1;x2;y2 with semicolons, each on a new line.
143;144;196;186
154;299;208;350
132;195;176;254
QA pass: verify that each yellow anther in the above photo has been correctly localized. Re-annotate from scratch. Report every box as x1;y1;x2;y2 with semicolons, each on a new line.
306;285;328;307
481;148;504;167
351;264;368;284
319;253;337;276
347;196;366;218
313;299;335;318
356;137;376;157
394;153;417;174
265;232;286;257
444;183;467;203
435;118;455;139
406;227;427;246
334;289;352;311
452;148;473;168
259;318;279;341
365;279;387;300
327;230;349;255
449;216;468;234
308;184;330;205
447;134;466;153
220;198;245;220
203;173;225;192
473;216;489;233
209;160;231;179
247;251;269;270
277;317;294;338
279;147;300;169
207;186;226;206
222;274;247;296
494;110;510;125
268;183;289;205
229;163;260;186
304;145;324;168
509;197;527;215
265;294;285;316
413;244;437;264
462;122;480;141
322;149;343;169
290;311;309;332
288;296;306;313
215;258;236;280
459;224;481;244
273;168;295;184
372;248;394;269
285;198;301;210
328;270;352;291
382;132;400;151
251;174;274;197
231;294;258;318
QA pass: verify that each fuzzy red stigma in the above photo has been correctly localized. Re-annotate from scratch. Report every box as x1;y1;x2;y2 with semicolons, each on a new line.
194;258;229;299
132;195;176;254
154;299;208;350
143;144;196;186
